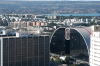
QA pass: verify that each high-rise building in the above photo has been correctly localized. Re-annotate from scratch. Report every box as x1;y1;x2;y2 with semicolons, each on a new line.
50;27;91;62
89;25;100;66
0;35;50;66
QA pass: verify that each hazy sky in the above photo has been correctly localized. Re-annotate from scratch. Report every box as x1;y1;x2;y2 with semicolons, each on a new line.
1;0;100;1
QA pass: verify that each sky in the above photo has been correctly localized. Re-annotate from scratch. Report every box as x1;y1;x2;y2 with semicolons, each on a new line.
1;0;100;1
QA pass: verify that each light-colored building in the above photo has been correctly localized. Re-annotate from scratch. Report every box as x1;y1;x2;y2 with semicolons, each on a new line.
89;25;100;66
8;21;27;28
47;15;56;19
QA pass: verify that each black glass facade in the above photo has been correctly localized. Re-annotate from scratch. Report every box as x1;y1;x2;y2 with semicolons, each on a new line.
50;28;89;59
45;36;49;66
2;36;49;66
3;38;8;66
50;28;65;54
22;38;27;66
70;29;88;56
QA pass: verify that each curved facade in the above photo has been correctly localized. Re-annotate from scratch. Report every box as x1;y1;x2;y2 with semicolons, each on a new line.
50;28;65;53
50;27;91;59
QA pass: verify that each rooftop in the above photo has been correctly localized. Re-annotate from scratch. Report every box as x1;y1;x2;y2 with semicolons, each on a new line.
0;34;49;38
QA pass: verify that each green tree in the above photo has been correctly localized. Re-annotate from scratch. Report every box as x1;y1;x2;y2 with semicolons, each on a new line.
77;53;88;59
12;18;15;22
71;64;78;66
25;28;27;31
65;56;71;65
49;22;57;26
54;59;61;63
51;58;54;61
0;18;2;20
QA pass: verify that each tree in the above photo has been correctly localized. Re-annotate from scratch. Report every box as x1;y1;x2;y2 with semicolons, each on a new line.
69;15;73;19
77;53;88;59
12;18;15;22
0;18;2;20
48;22;57;26
25;28;27;31
71;64;78;66
51;58;54;61
89;22;97;26
71;63;89;66
54;59;61;63
65;56;71;65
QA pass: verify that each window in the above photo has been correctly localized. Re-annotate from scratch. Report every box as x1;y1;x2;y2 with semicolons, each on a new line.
96;27;98;30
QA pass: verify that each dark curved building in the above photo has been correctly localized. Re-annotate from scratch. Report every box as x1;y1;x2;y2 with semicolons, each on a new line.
50;27;91;59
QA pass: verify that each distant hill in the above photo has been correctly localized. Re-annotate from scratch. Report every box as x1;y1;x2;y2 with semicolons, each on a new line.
0;1;100;9
0;1;100;14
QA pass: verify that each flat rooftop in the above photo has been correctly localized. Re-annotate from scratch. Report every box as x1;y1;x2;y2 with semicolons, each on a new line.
0;35;49;38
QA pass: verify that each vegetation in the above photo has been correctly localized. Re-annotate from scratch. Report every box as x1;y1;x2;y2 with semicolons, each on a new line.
0;23;8;26
25;28;27;31
43;30;54;32
75;53;88;59
95;16;100;20
56;16;93;20
50;58;54;62
50;54;51;57
48;22;57;26
12;18;15;22
50;54;88;66
0;18;2;20
1;1;100;14
53;55;74;65
79;22;97;26
53;55;57;58
57;24;64;26
71;63;89;66
54;59;61;63
88;22;97;26
64;56;75;65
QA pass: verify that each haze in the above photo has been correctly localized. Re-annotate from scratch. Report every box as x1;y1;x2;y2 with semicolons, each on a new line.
1;0;100;1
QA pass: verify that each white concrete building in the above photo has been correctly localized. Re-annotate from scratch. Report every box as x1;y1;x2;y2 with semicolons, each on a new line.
89;25;100;66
